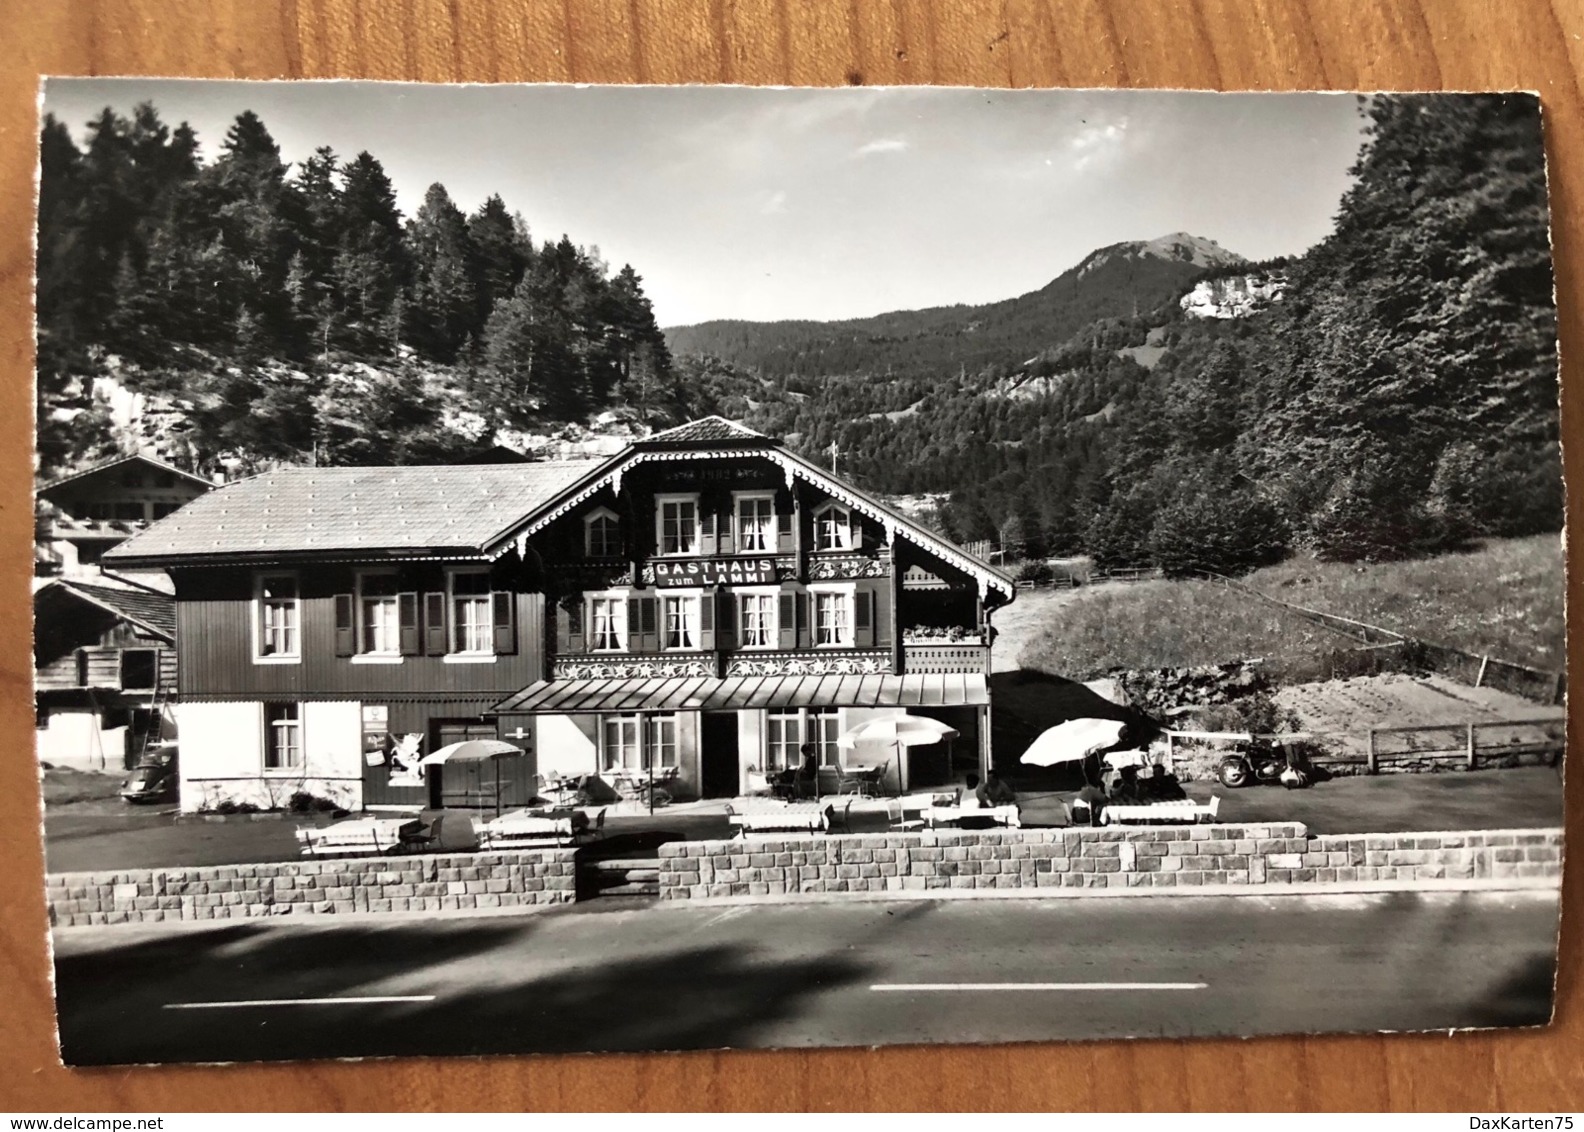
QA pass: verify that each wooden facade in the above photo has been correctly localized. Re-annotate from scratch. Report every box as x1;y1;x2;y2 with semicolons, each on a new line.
168;554;546;812
99;418;1014;810
537;457;989;683
34;582;176;773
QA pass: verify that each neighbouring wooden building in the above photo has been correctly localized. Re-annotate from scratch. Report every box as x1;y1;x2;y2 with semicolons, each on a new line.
34;578;178;772
36;454;215;577
103;419;1015;813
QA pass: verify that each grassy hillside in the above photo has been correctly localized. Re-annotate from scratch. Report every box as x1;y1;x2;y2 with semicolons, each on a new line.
1244;535;1565;669
1017;536;1564;678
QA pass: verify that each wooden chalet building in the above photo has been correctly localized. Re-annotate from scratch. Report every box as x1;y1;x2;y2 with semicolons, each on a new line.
103;418;1015;813
36;453;215;577
34;578;177;772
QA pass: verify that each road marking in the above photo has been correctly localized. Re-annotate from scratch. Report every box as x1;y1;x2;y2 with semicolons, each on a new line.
164;995;436;1009
870;982;1207;992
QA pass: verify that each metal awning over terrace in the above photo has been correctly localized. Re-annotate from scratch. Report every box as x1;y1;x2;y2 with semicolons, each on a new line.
492;673;989;715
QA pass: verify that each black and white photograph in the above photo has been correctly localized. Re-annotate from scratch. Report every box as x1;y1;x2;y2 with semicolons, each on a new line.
32;80;1564;1066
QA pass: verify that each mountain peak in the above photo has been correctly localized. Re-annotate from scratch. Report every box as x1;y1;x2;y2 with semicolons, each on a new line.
1140;232;1244;268
1073;232;1245;280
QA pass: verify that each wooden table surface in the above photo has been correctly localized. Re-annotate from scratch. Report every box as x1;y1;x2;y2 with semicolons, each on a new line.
2;0;1581;1112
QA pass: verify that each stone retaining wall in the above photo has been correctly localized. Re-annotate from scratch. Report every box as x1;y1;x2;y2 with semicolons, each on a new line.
47;848;577;927
655;824;1562;900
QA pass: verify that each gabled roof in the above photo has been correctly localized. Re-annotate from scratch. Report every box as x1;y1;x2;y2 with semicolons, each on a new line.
492;427;1018;603
39;453;215;499
642;416;767;446
102;462;595;566
38;579;176;641
93;419;1015;602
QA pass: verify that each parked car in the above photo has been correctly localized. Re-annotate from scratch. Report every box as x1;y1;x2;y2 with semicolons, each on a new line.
120;744;177;803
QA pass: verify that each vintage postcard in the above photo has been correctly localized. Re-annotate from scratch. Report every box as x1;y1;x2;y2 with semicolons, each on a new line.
33;81;1564;1064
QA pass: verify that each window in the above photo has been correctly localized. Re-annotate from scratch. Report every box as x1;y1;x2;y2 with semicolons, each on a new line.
152;502;181;519
808;709;841;766
766;708;840;769
264;703;302;771
451;571;492;654
258;575;299;658
590;596;626;652
814;504;851;551
739;591;777;649
601;715;640;771
766;711;803;771
585;509;621;559
658;496;699;555
647;716;677;767
119;649;158;690
114;502;147;522
662;594;699;650
735;495;775;553
359;572;400;654
600;714;678;771
815;590;853;647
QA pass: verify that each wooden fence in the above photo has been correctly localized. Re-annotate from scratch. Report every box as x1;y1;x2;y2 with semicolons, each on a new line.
1165;717;1566;773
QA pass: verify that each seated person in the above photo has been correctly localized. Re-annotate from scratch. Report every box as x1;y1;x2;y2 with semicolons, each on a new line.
1141;763;1187;802
960;773;984;810
980;770;1018;808
1108;766;1142;806
1072;783;1108;826
788;744;820;798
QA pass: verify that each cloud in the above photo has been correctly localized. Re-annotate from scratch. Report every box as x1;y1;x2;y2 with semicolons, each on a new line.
760;189;788;215
854;137;910;158
1067;117;1130;172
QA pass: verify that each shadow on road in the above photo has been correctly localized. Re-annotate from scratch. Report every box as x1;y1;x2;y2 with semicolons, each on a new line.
1458;950;1558;1030
57;919;871;1065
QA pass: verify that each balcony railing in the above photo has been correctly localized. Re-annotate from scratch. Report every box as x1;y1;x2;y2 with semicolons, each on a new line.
902;639;991;675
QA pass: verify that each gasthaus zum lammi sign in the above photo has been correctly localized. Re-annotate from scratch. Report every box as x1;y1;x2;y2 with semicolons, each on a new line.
653;558;776;586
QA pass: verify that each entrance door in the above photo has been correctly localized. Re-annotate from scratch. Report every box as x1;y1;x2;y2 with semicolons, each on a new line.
429;719;520;810
700;712;740;798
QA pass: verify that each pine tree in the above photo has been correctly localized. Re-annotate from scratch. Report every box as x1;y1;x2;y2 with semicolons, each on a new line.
406;182;478;361
334;151;408;346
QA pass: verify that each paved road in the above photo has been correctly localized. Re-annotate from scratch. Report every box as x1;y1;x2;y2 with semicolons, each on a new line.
52;889;1558;1065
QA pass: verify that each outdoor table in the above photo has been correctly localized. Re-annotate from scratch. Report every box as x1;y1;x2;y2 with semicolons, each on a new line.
297;817;420;857
477;810;577;848
1102;796;1220;825
923;804;1021;830
728;802;826;836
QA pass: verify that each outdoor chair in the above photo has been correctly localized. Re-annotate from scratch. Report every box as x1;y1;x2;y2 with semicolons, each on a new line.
746;770;775;797
576;808;607;842
792;768;818;800
836;766;870;797
823;798;855;835
815;766;841;798
885;798;925;832
399;814;443;853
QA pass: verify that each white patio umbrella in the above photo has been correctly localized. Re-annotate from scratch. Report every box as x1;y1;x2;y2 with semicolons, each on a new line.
837;716;959;793
418;740;526;817
836;716;959;749
1019;718;1126;767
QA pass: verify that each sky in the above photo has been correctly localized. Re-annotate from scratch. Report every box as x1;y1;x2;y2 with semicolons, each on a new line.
42;80;1368;327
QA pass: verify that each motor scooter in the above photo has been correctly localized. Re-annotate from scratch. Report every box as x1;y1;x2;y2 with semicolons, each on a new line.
1216;740;1309;789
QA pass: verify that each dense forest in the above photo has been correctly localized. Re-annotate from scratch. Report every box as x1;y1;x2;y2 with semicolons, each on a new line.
35;94;1561;573
675;94;1562;572
36;106;684;473
667;232;1242;384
